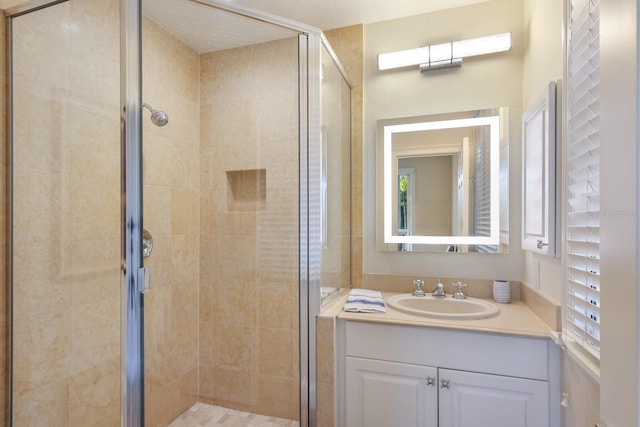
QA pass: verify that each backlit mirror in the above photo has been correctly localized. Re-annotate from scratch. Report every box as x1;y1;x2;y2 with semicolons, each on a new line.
376;108;509;253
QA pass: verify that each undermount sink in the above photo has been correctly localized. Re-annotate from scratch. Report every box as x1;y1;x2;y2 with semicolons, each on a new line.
387;294;500;320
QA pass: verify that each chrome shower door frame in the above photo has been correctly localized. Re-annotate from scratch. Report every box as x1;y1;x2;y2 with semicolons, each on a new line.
4;0;145;424
120;0;145;425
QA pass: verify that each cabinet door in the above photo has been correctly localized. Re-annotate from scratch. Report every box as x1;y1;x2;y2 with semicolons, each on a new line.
522;80;557;255
438;369;549;427
346;357;438;427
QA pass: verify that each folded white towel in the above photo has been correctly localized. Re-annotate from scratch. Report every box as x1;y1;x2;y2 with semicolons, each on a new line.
344;289;386;313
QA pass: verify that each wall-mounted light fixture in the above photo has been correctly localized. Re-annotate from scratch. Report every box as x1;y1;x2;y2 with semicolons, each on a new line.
377;32;512;72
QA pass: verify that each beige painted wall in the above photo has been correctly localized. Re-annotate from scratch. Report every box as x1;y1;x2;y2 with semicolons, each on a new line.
522;0;564;110
363;0;525;280
521;0;563;306
398;156;454;236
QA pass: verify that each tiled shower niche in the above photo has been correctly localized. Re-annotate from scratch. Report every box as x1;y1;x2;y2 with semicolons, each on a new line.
225;169;267;212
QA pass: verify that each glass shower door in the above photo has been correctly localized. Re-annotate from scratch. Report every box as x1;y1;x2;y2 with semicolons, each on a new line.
9;0;122;424
140;0;306;425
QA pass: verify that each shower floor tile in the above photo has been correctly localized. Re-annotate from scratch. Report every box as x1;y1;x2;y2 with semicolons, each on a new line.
169;402;300;427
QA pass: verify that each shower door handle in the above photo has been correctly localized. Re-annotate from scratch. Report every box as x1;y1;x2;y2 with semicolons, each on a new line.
143;229;154;258
137;266;151;293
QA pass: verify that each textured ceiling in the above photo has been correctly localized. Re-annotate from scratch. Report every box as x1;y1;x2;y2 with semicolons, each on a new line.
143;0;490;54
230;0;490;30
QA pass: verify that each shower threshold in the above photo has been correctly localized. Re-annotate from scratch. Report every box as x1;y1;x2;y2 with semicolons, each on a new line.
170;402;300;426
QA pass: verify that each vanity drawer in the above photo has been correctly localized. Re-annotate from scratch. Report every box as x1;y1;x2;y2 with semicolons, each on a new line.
344;321;550;380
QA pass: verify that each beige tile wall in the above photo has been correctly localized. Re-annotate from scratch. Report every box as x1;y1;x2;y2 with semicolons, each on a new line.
142;17;201;427
10;0;121;424
316;316;336;427
324;25;364;289
7;1;200;425
520;282;561;331
0;9;6;426
199;37;300;421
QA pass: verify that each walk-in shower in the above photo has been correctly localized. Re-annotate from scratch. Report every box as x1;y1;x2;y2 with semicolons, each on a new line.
5;0;352;425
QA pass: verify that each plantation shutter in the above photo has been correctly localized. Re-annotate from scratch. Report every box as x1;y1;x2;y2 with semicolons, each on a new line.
565;0;600;357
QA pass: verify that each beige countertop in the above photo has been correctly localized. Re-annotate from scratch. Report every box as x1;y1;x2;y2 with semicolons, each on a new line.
337;291;556;340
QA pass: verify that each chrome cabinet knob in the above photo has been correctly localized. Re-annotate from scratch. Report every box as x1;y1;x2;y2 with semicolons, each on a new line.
440;379;451;389
426;376;436;386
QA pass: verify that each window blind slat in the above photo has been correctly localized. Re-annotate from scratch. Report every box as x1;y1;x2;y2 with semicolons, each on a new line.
565;0;600;356
568;160;599;175
569;87;598;115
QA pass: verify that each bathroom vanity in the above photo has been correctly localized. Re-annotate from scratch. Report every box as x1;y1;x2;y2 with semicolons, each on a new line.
335;294;561;427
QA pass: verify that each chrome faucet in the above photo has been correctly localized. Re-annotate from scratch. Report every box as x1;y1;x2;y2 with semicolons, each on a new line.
451;282;468;299
432;279;446;298
412;279;426;297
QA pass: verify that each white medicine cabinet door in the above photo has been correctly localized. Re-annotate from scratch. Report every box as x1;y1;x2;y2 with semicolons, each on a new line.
522;81;558;255
346;357;438;427
438;369;549;427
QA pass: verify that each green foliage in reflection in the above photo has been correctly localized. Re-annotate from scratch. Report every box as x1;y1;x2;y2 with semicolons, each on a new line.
399;175;408;207
398;175;408;231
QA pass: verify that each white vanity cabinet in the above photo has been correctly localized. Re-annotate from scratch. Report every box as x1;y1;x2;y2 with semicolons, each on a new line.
346;357;438;427
338;321;560;427
438;368;549;427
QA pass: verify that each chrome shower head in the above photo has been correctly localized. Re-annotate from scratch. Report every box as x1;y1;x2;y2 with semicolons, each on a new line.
142;103;169;127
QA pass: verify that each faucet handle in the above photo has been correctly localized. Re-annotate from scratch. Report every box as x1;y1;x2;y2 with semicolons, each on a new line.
412;279;425;297
451;282;468;299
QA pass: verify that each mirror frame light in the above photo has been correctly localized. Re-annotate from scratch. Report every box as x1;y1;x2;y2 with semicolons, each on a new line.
382;115;501;245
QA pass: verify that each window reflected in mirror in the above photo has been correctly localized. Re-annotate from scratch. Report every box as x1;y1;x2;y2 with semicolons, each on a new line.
376;108;509;253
